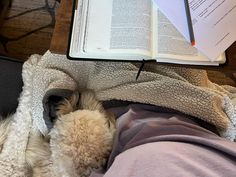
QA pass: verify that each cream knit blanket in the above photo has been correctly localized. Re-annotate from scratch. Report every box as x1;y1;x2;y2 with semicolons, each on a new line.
0;50;235;176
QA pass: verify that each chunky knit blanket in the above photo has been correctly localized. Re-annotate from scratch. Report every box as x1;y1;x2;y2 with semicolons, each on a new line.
0;50;235;176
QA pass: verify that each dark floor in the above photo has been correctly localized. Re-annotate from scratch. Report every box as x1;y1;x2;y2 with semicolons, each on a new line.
0;0;59;61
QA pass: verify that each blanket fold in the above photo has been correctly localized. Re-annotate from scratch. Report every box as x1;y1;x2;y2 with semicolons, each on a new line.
31;51;236;140
0;50;235;176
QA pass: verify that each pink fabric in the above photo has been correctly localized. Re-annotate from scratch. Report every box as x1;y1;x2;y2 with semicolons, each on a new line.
90;104;236;177
104;141;236;177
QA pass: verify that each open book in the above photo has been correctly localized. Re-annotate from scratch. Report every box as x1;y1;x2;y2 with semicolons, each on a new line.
68;0;226;66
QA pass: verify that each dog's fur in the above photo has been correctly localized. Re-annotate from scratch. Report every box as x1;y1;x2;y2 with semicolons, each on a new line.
0;91;116;177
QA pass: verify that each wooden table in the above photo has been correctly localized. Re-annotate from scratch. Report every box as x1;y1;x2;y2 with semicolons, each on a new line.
50;0;73;54
50;0;236;72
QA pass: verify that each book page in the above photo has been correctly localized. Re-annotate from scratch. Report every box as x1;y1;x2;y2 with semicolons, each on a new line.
83;0;152;58
152;0;235;60
189;0;236;60
152;0;191;42
110;0;152;51
154;8;199;57
153;7;225;63
70;0;88;57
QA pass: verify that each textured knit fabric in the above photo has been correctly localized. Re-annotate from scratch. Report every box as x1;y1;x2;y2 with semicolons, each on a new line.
0;51;236;176
101;142;236;177
27;51;236;139
90;104;236;177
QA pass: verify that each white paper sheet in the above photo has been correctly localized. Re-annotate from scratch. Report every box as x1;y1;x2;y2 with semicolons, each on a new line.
153;0;236;60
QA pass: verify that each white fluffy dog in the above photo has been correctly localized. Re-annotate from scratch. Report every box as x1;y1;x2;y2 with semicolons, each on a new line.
0;91;116;177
